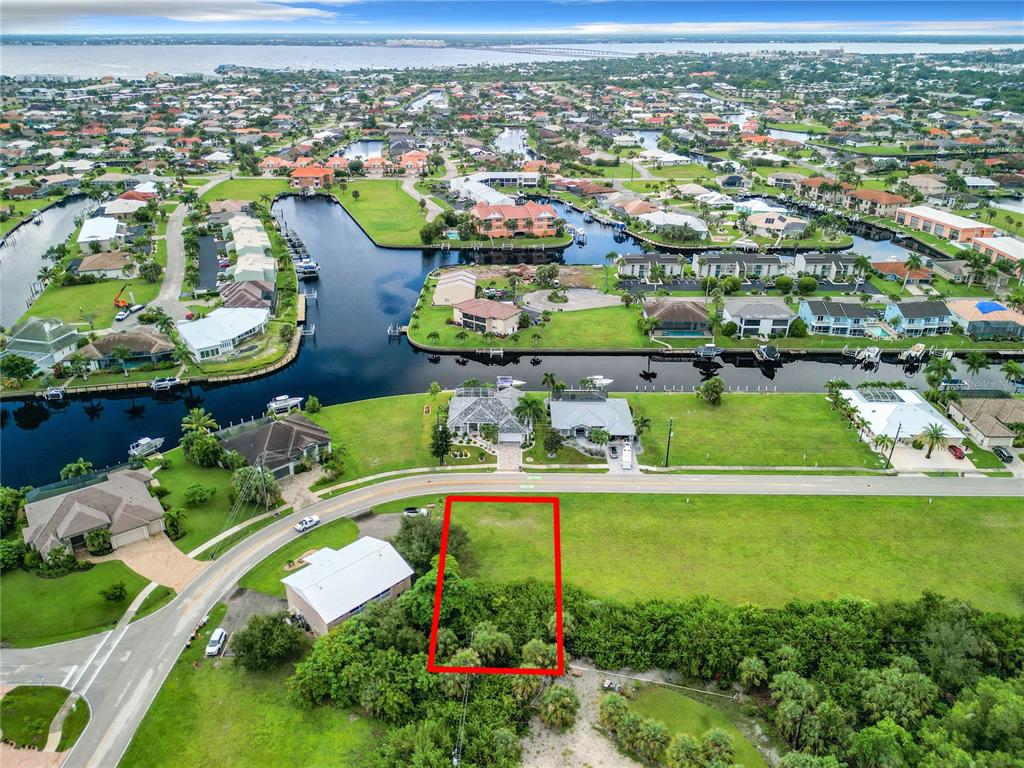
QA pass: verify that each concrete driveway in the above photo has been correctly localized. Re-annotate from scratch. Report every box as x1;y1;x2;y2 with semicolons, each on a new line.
522;288;621;312
888;444;977;473
89;534;206;592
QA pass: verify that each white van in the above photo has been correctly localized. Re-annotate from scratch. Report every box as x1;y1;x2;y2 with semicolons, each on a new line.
620;442;633;470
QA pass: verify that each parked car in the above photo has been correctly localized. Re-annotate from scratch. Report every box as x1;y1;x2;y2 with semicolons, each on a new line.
294;515;320;532
205;627;227;657
992;446;1013;463
114;310;129;322
607;444;619;459
947;445;965;460
403;507;429;517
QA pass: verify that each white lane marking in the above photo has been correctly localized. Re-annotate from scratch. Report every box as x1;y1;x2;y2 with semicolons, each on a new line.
61;665;78;688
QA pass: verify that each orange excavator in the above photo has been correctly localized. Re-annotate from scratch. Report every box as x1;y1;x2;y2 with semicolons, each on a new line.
113;283;132;308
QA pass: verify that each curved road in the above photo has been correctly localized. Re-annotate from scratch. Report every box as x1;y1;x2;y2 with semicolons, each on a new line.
3;471;1018;767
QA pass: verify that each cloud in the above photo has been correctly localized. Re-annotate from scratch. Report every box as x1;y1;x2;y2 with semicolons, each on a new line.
2;0;346;29
547;19;1024;36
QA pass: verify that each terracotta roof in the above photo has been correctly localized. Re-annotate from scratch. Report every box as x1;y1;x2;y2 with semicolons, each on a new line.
454;298;521;320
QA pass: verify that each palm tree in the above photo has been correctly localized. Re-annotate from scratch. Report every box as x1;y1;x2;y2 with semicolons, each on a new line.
60;457;94;480
1000;360;1024;387
181;407;219;434
854;415;870;438
111;344;133;377
513;395;546;428
964;350;990;386
920;423;949;459
901;254;923;294
66;353;89;382
632;415;652;437
155;314;175;335
853;254;872;287
541;372;557;393
925;357;956;389
824;377;849;408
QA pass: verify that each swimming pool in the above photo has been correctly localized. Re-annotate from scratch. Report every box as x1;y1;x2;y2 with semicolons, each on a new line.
867;326;893;338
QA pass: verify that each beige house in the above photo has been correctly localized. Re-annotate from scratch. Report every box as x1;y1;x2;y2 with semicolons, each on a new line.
281;537;413;635
452;298;520;336
948;398;1024;449
77;251;133;279
432;269;477;306
22;469;165;556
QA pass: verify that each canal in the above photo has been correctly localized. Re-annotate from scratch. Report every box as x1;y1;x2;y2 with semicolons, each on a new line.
2;194;931;486
493;127;534;159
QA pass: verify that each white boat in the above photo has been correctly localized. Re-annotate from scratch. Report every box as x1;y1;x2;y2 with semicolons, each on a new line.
695;343;720;360
857;346;882;364
38;386;66;401
129;437;165;457
150;376;181;391
753;345;781;364
496;376;526;389
586;375;614;388
267;394;304;414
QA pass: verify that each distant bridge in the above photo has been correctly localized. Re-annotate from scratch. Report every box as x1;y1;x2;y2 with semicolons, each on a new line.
465;45;635;59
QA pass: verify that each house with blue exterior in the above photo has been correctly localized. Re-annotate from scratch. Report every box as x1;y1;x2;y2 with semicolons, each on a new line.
883;301;952;337
798;300;873;336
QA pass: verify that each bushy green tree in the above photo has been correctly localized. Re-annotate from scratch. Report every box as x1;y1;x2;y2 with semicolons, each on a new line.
232;612;305;671
538;684;579;731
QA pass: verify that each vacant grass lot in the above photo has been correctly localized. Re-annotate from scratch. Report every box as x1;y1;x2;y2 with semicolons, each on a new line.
452;494;1024;612
239;518;359;598
650;164;714;179
307;393;480;489
151;448;262;554
0;562;149;647
200;178;289;202
22;278;161;329
624;393;884;468
334;180;427;246
630;687;768;768
0;686;69;749
409;280;656;350
121;605;379;768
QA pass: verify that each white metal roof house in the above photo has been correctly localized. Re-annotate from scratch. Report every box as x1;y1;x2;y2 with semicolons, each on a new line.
281;537;414;635
0;317;81;370
76;216;123;252
840;388;964;444
176;307;270;361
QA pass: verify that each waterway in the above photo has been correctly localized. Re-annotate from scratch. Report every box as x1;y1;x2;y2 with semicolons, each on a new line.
0;196;97;328
632;130;663;150
768;128;812;144
408;90;446;112
1;194;934;487
340;140;384;160
493;127;534;159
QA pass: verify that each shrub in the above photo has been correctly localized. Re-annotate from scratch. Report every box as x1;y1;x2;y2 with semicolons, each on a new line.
797;276;819;295
232;612;306;671
538;685;579;731
775;275;794;293
183;483;216;507
100;580;128;603
85;529;112;556
721;276;742;295
0;539;26;572
721;321;738;337
305;395;321;413
788;317;808;338
181;431;223;467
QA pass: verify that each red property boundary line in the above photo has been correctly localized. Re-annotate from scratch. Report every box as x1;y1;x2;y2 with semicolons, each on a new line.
427;495;564;676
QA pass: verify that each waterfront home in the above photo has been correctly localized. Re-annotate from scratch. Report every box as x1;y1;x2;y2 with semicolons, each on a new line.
289;166;333;190
446;385;529;443
74;250;134;279
176;307;270;360
883;301;952;336
208;200;253;216
874;261;932;285
227;254;277;283
973;236;1023;275
450;171;539;206
217;413;331;478
895;205;995;244
281;537;413;636
100;198;148;219
23;469;165;556
432;269;477;306
220;280;277;312
840;388;964;445
76;216;124;252
733;199;786;216
1;317;80;371
452;298;520;336
747;212;808;239
223;215;271;258
547;389;636;442
797;176;853;203
636;211;709;238
766;172;805;189
948;398;1024;449
798;300;873;336
722;298;796;338
690;252;783;280
792;252;857;281
931;259;973;284
845;189;910;218
946;299;1024;339
903;174;948;198
78;329;175;370
616;253;683;281
397;150;428;172
470;201;558;238
641;298;710;336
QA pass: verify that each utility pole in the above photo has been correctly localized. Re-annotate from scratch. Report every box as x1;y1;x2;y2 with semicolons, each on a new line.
885;423;901;470
664;417;673;468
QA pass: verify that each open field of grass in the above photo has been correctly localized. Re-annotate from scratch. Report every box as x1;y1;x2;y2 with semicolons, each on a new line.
151;447;263;554
0;195;64;236
767;122;829;134
200;178;289;202
0;686;70;749
450;494;1024;612
752;164;819;177
22;278;161;329
651;164;714;180
629;686;768;768
0;562;149;647
239;518;359;597
624;393;885;468
121;604;379;768
334;180;427;246
307;393;481;490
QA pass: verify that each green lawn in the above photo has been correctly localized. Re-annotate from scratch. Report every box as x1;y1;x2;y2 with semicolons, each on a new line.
630;687;768;768
22;278;161;329
963;439;1006;469
928;275;995;299
238;518;359;598
752;164;818;177
1;562;149;647
650;164;714;180
132;586;176;622
334;180;428;247
57;696;90;752
200;178;289;202
151;448;262;554
450;494;1024;612
120;604;379;768
766;121;830;134
0;195;64;236
409;280;657;350
0;686;69;749
625;393;884;468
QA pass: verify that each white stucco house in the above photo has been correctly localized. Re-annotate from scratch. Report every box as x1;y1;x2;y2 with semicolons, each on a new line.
176;307;270;361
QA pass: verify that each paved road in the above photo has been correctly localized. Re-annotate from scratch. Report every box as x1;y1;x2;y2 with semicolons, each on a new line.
401;176;444;223
3;471;1018;767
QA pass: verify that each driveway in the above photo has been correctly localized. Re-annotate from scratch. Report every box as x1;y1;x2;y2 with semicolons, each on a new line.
887;445;979;473
89;533;207;592
522;288;621;312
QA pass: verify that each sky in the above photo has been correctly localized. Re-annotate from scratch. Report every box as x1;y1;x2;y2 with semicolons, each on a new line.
4;0;1024;36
